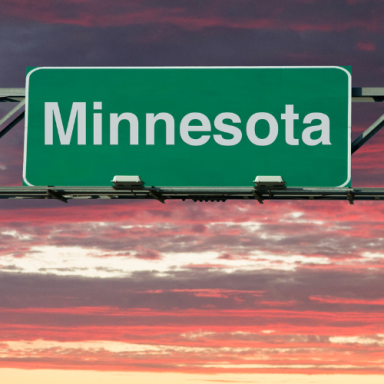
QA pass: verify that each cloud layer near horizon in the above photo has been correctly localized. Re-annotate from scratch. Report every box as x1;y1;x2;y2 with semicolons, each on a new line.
1;200;384;374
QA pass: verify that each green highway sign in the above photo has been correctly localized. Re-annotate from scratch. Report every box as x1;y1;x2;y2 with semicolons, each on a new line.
24;67;351;188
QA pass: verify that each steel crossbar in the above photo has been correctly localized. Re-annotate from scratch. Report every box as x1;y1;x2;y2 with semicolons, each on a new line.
0;186;383;203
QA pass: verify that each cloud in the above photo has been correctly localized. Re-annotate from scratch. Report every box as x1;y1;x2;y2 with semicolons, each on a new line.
1;0;384;34
1;205;384;374
135;246;162;260
310;296;384;305
356;42;376;51
2;201;384;272
1;311;384;373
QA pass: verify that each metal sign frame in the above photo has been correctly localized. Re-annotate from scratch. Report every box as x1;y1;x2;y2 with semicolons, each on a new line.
1;86;384;204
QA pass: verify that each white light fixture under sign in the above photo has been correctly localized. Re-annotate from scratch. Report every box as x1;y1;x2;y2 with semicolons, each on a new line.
112;176;144;188
254;176;286;188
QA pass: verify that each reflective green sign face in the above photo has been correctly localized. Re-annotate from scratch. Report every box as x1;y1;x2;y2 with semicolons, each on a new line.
24;67;351;187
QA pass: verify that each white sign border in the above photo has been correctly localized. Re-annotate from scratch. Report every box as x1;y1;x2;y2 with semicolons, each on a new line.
23;66;351;188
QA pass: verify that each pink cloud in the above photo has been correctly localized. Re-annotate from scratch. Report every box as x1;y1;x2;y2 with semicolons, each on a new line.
356;42;376;51
1;305;384;373
135;245;162;260
310;296;384;305
1;0;382;33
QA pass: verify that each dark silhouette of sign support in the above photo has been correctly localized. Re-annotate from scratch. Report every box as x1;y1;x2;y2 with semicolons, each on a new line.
1;87;384;204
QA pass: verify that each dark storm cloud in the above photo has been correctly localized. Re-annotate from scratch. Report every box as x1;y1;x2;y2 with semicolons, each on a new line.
2;1;384;31
1;16;384;86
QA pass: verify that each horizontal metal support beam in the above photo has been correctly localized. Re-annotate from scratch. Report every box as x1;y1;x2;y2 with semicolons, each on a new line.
1;186;384;202
0;88;25;102
352;87;384;102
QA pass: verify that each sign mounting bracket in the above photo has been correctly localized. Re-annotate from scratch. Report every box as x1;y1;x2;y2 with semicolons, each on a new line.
149;189;166;204
252;190;264;204
47;189;68;204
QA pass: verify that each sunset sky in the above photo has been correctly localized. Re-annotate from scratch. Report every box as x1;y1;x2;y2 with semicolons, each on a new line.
1;1;384;383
